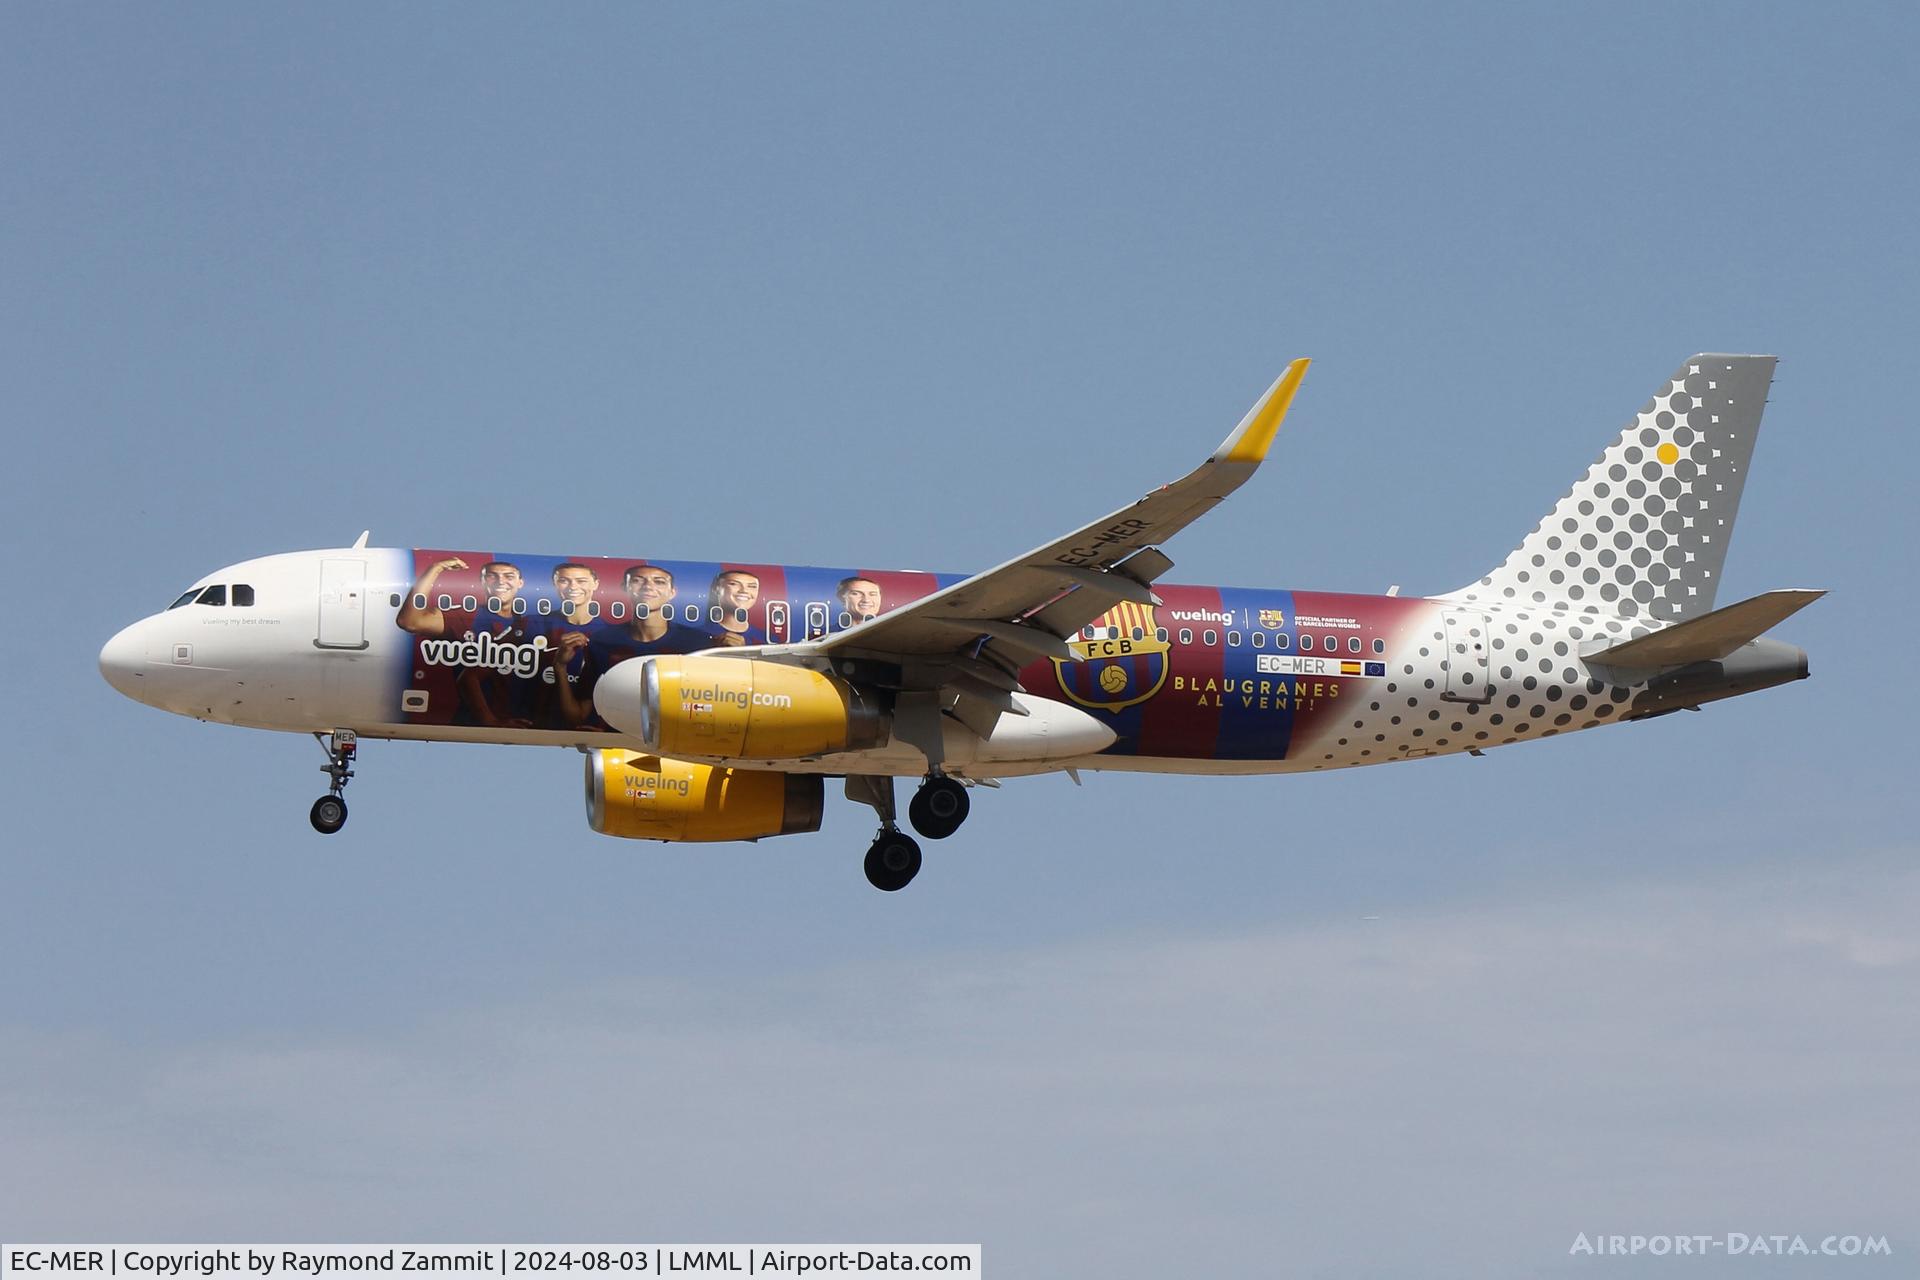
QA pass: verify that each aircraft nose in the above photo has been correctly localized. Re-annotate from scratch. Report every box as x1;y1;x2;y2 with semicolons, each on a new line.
99;622;150;700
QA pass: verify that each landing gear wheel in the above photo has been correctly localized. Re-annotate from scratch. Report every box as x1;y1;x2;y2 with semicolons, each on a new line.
908;776;970;840
308;729;358;835
309;794;348;834
863;831;923;892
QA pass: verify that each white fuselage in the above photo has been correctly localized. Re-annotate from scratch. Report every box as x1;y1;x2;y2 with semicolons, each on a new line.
100;546;1806;783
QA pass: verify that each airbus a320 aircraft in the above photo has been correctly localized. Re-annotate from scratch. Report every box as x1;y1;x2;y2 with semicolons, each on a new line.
101;354;1820;890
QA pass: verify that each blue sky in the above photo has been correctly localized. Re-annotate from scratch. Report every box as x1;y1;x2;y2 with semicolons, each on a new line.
3;3;1914;1274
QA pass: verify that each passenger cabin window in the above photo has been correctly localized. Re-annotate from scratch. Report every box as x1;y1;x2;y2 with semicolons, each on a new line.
196;584;226;607
609;601;626;620
1301;635;1314;651
1203;629;1218;646
1251;631;1265;648
1349;636;1362;654
1278;633;1291;650
536;598;552;615
1155;627;1168;643
1178;628;1193;645
1373;638;1385;654
462;595;476;613
1227;630;1242;647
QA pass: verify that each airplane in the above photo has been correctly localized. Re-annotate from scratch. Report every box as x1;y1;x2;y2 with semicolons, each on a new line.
99;354;1821;891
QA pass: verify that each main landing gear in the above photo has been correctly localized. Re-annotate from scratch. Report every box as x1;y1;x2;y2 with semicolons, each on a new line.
864;829;922;894
847;774;919;892
847;774;975;891
309;729;357;835
908;775;970;841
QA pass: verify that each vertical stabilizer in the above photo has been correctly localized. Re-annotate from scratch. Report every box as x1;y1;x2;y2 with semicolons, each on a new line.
1450;354;1776;621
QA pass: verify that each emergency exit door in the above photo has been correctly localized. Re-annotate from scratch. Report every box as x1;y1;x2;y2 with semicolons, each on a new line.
1440;608;1491;703
316;559;369;650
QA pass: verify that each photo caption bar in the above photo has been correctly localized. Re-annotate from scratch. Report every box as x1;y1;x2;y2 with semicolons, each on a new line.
1;1247;980;1278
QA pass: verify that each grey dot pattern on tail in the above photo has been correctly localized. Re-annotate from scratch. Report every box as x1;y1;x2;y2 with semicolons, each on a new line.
1454;354;1776;622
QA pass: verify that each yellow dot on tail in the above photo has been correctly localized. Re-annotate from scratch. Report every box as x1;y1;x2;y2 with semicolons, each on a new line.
1657;442;1680;465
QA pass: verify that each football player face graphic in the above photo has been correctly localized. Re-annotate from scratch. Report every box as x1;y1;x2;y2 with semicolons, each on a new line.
479;562;523;607
712;571;760;616
839;577;882;620
625;565;676;611
552;565;598;620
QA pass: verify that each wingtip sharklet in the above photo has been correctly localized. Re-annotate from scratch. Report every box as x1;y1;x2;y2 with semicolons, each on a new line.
1213;358;1310;465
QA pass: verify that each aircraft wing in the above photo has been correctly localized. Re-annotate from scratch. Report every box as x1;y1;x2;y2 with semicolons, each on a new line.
776;359;1309;687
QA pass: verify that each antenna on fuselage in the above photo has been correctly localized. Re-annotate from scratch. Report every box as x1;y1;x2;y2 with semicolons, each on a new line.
351;530;370;550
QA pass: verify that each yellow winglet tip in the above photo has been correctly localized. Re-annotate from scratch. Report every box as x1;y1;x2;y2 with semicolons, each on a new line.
1218;357;1310;464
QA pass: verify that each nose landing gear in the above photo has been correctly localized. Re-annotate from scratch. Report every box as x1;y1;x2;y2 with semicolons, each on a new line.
309;729;357;834
309;794;347;834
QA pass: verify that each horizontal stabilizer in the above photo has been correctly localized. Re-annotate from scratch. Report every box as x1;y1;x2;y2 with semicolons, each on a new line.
1584;589;1825;668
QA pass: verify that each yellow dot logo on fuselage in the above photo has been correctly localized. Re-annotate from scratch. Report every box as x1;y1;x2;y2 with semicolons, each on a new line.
1657;442;1680;465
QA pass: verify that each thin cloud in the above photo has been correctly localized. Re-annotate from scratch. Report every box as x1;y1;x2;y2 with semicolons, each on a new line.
3;863;1915;1278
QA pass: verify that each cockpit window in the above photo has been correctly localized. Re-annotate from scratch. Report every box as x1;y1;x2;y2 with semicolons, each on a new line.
232;584;255;607
196;584;227;607
168;590;199;610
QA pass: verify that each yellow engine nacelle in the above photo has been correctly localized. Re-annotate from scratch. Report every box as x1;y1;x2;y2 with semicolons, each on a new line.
636;655;888;760
586;750;824;842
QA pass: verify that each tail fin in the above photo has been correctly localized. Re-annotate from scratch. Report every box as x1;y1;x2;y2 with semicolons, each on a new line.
1450;353;1776;622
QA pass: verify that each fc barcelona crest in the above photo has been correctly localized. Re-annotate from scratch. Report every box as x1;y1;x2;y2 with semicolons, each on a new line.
1053;602;1171;712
